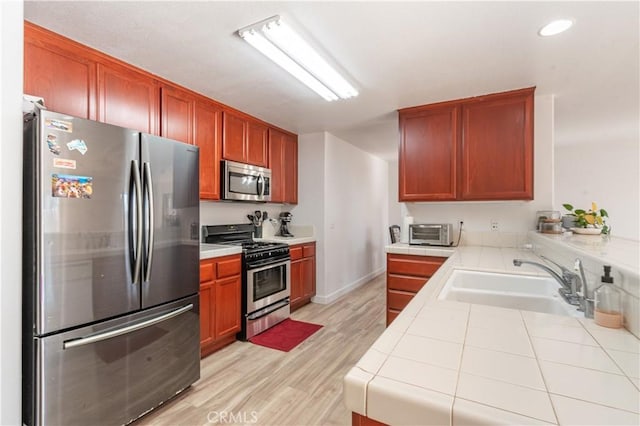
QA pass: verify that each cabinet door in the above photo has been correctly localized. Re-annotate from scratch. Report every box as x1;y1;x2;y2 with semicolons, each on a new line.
290;260;303;306
97;61;159;134
399;105;459;201
283;134;298;204
247;120;268;167
161;85;194;145
199;281;214;349
214;275;241;337
301;257;315;299
24;25;96;119
268;129;286;203
195;100;223;200
222;111;246;163
460;89;534;200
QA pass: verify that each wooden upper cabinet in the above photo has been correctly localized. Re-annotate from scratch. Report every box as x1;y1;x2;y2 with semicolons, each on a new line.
269;129;286;203
24;23;96;119
269;129;298;204
398;87;534;202
222;111;246;163
399;105;459;201
460;89;534;200
161;84;194;145
283;134;298;204
195;100;223;200
247;121;268;167
97;61;159;134
222;111;268;167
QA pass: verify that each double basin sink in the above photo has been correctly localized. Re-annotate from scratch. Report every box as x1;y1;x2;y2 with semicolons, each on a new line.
438;269;581;317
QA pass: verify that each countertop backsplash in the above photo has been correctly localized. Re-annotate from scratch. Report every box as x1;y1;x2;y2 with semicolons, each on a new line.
529;231;640;338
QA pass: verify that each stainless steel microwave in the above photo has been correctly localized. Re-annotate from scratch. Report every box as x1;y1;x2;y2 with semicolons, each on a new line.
222;160;272;202
409;223;453;246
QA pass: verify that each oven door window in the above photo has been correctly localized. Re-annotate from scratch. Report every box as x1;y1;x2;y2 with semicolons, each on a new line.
229;172;259;196
253;264;286;301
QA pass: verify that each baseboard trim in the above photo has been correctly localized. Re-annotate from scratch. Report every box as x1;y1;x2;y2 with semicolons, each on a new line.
311;267;385;305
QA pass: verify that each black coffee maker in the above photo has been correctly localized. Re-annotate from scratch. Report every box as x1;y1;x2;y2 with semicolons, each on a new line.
278;212;294;237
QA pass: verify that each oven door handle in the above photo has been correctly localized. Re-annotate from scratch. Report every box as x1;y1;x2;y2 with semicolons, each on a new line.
246;259;290;273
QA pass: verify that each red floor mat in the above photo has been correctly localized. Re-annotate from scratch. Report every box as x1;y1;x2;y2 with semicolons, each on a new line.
249;319;323;352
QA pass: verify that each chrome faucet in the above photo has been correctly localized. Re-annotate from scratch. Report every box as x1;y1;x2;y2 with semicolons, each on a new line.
574;258;594;318
513;256;583;307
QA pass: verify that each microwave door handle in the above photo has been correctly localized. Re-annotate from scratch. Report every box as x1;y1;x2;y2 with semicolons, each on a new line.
257;174;265;197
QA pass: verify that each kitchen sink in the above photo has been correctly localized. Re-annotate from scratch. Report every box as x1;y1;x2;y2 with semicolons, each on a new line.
438;269;581;317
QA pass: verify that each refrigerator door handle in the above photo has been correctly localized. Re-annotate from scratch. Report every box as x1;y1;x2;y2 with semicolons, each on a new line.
131;160;143;285
143;162;155;282
62;304;194;349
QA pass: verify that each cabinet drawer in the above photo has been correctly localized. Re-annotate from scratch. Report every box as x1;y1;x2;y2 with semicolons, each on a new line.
387;274;428;293
387;254;445;277
387;290;415;311
290;245;303;261
302;244;315;258
200;261;214;283
217;257;241;279
387;309;401;326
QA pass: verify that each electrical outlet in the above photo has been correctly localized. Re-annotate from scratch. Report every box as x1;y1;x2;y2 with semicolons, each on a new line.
491;220;499;232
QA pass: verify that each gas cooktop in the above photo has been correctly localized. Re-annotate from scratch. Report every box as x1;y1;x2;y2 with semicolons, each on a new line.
201;224;289;254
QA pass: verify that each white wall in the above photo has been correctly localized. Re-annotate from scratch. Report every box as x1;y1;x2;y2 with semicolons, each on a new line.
293;132;388;304
0;1;23;423
388;95;555;245
555;140;640;241
292;132;326;296
322;133;388;302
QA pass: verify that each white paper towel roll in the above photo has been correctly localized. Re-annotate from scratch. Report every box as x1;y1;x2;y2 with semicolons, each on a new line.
402;216;413;243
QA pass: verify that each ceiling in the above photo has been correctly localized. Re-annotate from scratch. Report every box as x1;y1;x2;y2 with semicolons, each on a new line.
24;1;639;160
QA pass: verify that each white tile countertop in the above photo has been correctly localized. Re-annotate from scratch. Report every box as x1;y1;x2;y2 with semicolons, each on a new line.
199;243;242;260
344;246;640;425
258;223;316;245
256;236;317;245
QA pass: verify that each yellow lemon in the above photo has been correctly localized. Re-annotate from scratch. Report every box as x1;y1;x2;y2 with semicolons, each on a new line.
584;214;595;225
596;216;603;225
592;202;598;212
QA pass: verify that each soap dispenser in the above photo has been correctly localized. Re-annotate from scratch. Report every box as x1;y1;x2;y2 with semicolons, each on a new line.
594;265;623;328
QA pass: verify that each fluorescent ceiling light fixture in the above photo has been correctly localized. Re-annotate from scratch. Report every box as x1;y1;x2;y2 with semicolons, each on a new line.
538;19;574;36
238;16;358;101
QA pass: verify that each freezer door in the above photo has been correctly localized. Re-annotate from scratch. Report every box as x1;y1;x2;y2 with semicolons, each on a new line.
30;295;200;426
141;134;199;308
31;110;141;335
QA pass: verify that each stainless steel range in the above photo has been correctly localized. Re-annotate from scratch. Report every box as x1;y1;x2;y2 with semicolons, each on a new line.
202;224;290;340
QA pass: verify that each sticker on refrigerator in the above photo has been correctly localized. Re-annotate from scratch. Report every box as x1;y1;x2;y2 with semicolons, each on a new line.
46;133;61;155
45;118;73;133
51;174;93;199
66;139;88;155
52;158;76;170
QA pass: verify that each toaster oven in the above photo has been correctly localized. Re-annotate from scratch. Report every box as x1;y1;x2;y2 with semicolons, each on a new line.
409;224;453;246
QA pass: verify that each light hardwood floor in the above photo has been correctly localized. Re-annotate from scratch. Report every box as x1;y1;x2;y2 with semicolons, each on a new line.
135;274;386;426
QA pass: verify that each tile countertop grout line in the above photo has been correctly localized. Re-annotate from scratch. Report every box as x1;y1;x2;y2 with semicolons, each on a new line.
579;320;640;391
521;308;562;425
451;301;473;426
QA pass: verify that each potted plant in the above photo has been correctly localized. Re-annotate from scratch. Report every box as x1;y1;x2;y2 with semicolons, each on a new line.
562;202;610;234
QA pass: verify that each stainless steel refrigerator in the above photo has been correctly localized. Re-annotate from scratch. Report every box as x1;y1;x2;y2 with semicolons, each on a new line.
23;108;200;426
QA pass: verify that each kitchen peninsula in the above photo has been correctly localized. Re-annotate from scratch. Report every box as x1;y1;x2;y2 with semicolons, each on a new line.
345;236;640;425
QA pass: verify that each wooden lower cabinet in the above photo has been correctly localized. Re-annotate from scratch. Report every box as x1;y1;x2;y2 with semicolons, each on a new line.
352;413;387;426
386;253;446;326
290;242;316;312
199;254;242;358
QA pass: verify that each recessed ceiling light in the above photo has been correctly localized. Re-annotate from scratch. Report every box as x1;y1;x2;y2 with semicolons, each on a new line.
538;19;574;37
